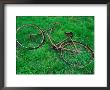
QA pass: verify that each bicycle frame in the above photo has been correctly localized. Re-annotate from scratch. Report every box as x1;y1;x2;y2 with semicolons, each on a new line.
42;29;72;51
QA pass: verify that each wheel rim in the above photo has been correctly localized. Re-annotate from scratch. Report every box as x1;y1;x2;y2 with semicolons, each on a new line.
16;24;45;49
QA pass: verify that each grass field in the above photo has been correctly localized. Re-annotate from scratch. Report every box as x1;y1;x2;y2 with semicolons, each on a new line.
16;16;94;74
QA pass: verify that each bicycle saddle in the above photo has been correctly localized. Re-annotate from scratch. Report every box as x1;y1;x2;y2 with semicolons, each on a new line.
65;32;73;37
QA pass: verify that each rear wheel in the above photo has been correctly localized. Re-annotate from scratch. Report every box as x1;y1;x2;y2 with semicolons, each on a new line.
60;41;94;68
16;24;45;50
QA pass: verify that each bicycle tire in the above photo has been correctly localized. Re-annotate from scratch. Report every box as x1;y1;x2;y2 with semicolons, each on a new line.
16;24;45;50
60;41;94;68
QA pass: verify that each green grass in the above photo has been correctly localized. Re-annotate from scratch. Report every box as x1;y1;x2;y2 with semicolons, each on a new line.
16;16;94;74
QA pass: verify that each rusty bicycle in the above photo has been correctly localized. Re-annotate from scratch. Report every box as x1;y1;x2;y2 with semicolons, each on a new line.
16;22;94;68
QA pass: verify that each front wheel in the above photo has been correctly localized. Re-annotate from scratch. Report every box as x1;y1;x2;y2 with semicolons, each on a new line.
60;41;94;68
16;24;45;50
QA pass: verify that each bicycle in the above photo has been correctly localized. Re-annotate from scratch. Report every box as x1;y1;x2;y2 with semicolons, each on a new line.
16;22;94;68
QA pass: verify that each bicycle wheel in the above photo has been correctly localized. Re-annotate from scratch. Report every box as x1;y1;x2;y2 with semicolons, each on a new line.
60;41;94;68
16;24;45;50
